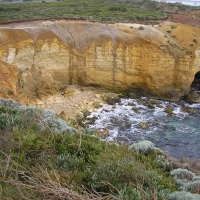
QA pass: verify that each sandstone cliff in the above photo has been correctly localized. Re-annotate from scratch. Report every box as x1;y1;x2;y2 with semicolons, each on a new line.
0;20;199;102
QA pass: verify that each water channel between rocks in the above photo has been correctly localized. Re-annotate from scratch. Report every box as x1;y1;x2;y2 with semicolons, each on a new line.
85;97;200;160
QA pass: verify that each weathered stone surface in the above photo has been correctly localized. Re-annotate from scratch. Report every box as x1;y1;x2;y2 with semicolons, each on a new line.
105;93;121;105
0;20;199;102
139;122;148;129
0;60;19;100
186;91;200;103
96;128;109;139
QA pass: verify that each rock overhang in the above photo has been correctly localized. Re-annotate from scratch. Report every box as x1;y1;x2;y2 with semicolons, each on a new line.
0;20;199;102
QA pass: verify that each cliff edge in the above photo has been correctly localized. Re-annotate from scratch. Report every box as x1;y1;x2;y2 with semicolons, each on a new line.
0;20;199;102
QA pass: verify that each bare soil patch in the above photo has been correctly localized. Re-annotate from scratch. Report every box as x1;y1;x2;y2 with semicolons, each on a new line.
34;85;105;119
171;14;200;27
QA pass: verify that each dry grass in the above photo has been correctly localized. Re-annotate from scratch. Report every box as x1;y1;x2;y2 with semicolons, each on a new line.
0;150;118;200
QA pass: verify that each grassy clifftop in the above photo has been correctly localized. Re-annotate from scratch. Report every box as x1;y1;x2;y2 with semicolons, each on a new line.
0;0;200;24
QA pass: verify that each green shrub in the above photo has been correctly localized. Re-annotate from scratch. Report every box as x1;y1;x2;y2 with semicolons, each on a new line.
6;127;176;199
93;101;100;108
108;6;127;12
193;39;198;43
0;106;23;130
4;7;21;12
7;89;14;95
55;153;84;172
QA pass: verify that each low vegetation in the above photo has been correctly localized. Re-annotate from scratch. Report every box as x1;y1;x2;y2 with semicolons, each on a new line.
0;98;200;199
0;0;200;24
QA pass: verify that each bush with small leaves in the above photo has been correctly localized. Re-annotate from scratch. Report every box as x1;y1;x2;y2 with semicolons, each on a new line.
170;168;200;195
41;109;77;134
129;140;159;155
0;98;76;134
183;180;200;194
55;153;83;172
170;168;195;186
168;191;200;200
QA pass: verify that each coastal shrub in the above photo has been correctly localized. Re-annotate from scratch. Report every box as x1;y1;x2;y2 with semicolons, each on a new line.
3;127;176;199
81;108;91;118
41;109;76;134
82;128;97;136
76;113;85;127
168;191;200;200
0;98;178;199
0;98;76;134
170;168;200;195
0;106;23;130
84;145;171;199
170;168;195;183
129;140;158;154
55;153;83;172
0;0;194;24
193;176;200;181
4;6;21;12
183;180;200;194
108;6;127;12
156;155;170;170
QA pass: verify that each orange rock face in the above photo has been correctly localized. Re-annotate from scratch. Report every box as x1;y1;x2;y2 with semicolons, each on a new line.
0;60;19;100
0;20;199;102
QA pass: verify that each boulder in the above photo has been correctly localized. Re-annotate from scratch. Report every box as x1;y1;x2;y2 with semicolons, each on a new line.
105;93;121;105
139;122;148;129
96;128;109;139
186;91;200;103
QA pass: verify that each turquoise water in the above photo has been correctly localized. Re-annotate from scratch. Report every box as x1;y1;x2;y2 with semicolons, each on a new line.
87;98;200;160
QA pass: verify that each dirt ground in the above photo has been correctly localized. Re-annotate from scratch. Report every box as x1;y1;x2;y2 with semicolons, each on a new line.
33;85;105;119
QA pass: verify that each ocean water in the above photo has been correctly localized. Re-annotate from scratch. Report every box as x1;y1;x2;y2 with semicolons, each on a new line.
171;2;200;6
86;98;200;160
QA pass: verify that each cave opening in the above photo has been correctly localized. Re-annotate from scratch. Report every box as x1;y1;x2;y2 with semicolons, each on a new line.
191;71;200;91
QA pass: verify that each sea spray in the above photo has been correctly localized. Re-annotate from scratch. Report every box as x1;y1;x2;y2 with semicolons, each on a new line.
85;98;200;160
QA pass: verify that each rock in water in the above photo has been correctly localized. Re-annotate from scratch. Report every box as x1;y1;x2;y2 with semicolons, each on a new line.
105;93;121;105
186;91;200;103
139;122;148;129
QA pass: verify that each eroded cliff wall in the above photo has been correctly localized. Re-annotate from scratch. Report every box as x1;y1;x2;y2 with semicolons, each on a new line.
0;20;199;102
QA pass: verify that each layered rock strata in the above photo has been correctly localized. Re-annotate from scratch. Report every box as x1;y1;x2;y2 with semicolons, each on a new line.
0;20;199;102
